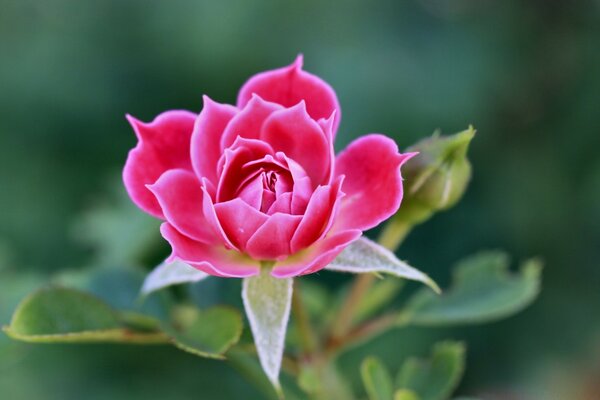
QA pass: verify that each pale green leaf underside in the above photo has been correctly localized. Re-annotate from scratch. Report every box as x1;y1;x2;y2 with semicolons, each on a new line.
361;356;394;400
141;259;209;296
402;251;542;326
397;341;465;400
326;237;440;293
242;268;293;394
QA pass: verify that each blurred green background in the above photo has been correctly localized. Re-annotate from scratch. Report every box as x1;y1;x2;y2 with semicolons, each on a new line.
1;1;599;399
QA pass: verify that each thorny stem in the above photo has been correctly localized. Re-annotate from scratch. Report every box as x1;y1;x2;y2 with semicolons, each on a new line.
326;219;412;350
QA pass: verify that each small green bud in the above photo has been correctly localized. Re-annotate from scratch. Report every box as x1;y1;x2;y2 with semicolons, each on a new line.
396;126;475;226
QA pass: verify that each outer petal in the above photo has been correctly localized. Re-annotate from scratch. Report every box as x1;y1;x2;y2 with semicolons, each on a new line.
214;198;268;251
161;223;259;277
290;177;344;253
191;96;238;183
334;135;414;231
261;102;331;185
271;230;361;278
237;55;341;134
201;180;236;250
246;213;303;261
148;169;219;244
220;95;282;150
123;111;196;218
318;112;337;183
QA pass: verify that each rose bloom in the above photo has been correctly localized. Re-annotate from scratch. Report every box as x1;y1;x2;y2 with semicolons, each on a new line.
124;56;413;278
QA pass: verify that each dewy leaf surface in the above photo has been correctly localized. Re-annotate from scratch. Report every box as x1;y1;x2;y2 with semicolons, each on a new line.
242;267;293;394
402;251;541;326
326;237;440;293
396;341;465;400
141;259;209;296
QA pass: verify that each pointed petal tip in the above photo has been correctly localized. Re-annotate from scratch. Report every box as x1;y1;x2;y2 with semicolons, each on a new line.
125;113;143;130
400;151;419;165
288;98;307;113
249;92;265;102
292;54;304;70
326;109;337;123
201;94;213;106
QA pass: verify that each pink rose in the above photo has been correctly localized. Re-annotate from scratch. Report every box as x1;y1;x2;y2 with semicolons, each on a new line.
123;56;413;278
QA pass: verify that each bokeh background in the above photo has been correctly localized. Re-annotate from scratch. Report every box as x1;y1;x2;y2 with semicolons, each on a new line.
1;1;599;399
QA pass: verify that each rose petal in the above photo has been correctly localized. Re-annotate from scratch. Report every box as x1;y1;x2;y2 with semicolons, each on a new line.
217;139;274;202
261;102;331;185
220;95;282;150
236;173;264;209
246;213;303;260
318;112;337;182
237;55;341;134
290;177;344;253
148;169;219;244
267;192;293;215
277;153;313;215
291;176;312;215
271;230;361;278
214;198;269;251
201;180;237;250
123;111;196;218
217;135;275;175
334;134;414;231
191;96;238;184
161;223;259;277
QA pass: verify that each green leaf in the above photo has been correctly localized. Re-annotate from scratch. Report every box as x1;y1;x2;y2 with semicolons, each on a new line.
396;342;465;400
298;360;356;400
395;389;420;400
298;364;321;396
165;305;243;359
141;259;209;296
401;252;542;326
3;287;166;343
326;237;440;293
242;267;293;395
361;356;394;400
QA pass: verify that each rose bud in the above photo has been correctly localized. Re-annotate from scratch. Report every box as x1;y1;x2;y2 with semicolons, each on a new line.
394;126;475;226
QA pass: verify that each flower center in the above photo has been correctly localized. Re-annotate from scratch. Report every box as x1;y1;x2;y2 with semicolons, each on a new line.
263;171;278;192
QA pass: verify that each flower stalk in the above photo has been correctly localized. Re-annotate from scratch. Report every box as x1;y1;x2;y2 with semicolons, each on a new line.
326;219;413;349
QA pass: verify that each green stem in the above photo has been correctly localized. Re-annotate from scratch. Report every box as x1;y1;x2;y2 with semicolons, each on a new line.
377;218;412;249
326;219;412;347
